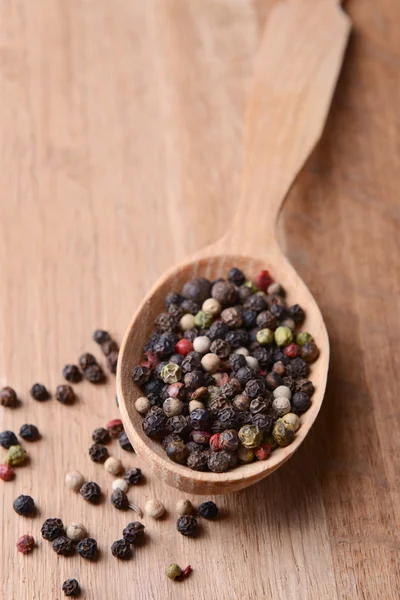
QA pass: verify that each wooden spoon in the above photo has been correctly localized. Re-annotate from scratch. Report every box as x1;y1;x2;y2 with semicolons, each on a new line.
117;0;351;495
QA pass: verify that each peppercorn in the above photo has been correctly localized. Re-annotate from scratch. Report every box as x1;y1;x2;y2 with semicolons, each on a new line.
266;372;283;390
66;523;87;542
105;456;124;475
300;341;320;363
237;444;255;463
220;307;243;329
163;396;183;418
244;294;267;313
182;277;212;304
143;413;166;438
249;398;270;415
232;394;250;412
78;352;96;370
166;563;183;580
111;538;132;559
112;478;129;493
55;384;75;405
207;451;230;472
238;425;262;448
194;310;214;329
154;312;176;334
273;385;292;400
5;445;28;466
52;536;75;556
0;463;15;481
90;428;109;446
226;267;244;286
62;364;82;383
18;424;39;442
0;430;18;448
41;518;64;541
176;499;193;516
84;364;105;383
219;429;239;452
245;378;266;399
89;444;108;463
240;308;256;329
132;365;151;386
251;413;273;433
77;537;97;560
221;378;241;399
92;329;111;345
255;443;272;461
198;501;218;519
284;343;299;359
0;386;17;407
295;379;315;396
234;346;249;357
62;579;80;597
124;468;142;485
135;396;152;414
177;515;197;536
211;280;237;307
123;521;145;544
181;351;202;374
145;499;165;519
166;439;189;464
101;339;119;356
187;441;203;454
187;450;209;471
65;470;85;491
256;310;278;330
282;376;296;393
290;357;309;379
229;353;246;371
107;352;119;374
30;383;49;401
16;534;35;554
165;292;183;308
166;415;189;437
189;408;212;431
288;304;305;323
272;419;295;447
218;407;238;429
291;391;311;414
191;385;208;402
208;321;229;341
281;412;301;432
111;488;129;510
106;418;124;438
235;366;255;386
210;420;225;434
80;481;102;504
272;396;291;417
119;431;134;452
226;329;249;349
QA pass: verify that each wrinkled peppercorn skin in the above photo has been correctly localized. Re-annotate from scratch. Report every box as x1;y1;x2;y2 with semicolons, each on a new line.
111;539;132;560
62;578;80;597
77;537;98;560
41;518;64;541
52;536;75;556
198;501;219;519
176;515;198;536
80;482;101;504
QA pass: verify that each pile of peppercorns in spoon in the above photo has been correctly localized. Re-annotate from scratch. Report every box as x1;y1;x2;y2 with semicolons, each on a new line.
132;267;319;473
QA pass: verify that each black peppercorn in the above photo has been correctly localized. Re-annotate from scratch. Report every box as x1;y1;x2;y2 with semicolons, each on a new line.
211;280;237;307
30;383;50;401
56;384;76;405
245;378;266;399
62;578;80;597
236;411;252;426
295;378;315;397
78;353;97;370
143;413;166;438
235;366;255;386
225;329;249;349
101;339;119;356
111;488;130;511
187;441;203;454
19;423;40;442
107;351;119;374
249;397;271;415
77;537;98;560
144;377;164;397
266;372;283;390
111;539;132;560
181;351;202;374
93;329;111;345
0;386;17;407
238;285;253;303
152;332;176;357
80;481;101;504
123;521;145;544
208;321;229;341
190;430;211;445
84;364;105;383
0;430;18;448
166;415;190;437
41;518;64;541
256;310;278;330
198;501;218;520
163;433;182;448
242;309;258;329
182;277;212;304
89;444;109;463
290;357;309;378
210;420;225;434
177;515;198;536
165;439;189;464
181;299;201;316
182;328;198;342
220;307;243;329
251;346;273;370
184;370;205;392
208;451;230;472
119;431;134;452
132;365;151;386
232;393;250;412
219;429;239;452
165;291;183;308
155;312;178;333
300;341;320;363
221;449;239;469
170;353;184;366
13;494;35;516
92;427;110;444
251;413;273;433
210;339;231;359
244;294;267;313
62;364;82;383
270;303;288;321
291;391;311;414
52;536;74;556
288;304;305;323
227;267;245;286
221;378;241;399
124;468;143;485
143;332;159;353
187;450;209;471
229;353;246;371
189;408;212;431
217;407;238;429
282;376;296;393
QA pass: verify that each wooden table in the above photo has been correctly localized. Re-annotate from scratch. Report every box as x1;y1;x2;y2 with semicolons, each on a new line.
1;1;399;598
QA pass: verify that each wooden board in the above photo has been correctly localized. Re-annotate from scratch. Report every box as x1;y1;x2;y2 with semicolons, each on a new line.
0;0;399;598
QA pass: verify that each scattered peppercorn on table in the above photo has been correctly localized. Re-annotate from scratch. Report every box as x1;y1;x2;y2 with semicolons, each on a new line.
1;1;399;599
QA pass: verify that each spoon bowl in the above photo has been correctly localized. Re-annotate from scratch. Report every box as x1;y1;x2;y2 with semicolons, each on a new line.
117;0;350;494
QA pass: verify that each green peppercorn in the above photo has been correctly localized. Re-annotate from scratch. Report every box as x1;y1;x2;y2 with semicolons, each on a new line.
256;329;274;345
272;419;295;447
238;425;262;448
296;332;313;346
237;444;255;463
166;564;183;580
5;445;28;466
243;281;258;292
274;326;293;347
160;363;182;384
194;310;214;329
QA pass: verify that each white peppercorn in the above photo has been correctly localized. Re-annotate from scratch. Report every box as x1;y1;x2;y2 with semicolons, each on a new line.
234;347;249;356
193;336;211;354
273;385;292;400
245;356;259;371
163;398;183;417
280;317;296;331
272;396;291;417
176;499;194;515
135;396;151;415
188;400;205;413
145;499;165;519
201;353;221;373
112;478;129;493
66;523;87;542
202;298;221;316
104;456;124;476
65;470;85;492
281;412;301;432
179;314;195;331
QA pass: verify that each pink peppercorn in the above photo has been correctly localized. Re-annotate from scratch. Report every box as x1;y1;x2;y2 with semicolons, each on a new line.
167;382;185;398
107;419;124;438
209;433;221;451
0;464;15;481
255;270;273;291
142;351;158;371
255;444;272;461
16;534;35;554
284;343;299;358
215;372;229;387
175;339;193;357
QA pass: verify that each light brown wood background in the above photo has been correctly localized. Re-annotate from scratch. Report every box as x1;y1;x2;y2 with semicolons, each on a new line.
0;0;399;598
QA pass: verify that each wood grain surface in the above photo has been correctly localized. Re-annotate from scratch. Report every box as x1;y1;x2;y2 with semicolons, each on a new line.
0;0;399;599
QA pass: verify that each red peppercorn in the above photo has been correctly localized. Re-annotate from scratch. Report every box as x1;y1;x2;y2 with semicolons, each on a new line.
107;419;124;438
255;444;272;461
255;270;273;291
0;464;15;481
16;534;35;554
209;433;221;451
175;339;193;357
284;343;299;358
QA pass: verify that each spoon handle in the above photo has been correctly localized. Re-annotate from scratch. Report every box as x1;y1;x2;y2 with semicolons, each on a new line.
225;0;350;252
